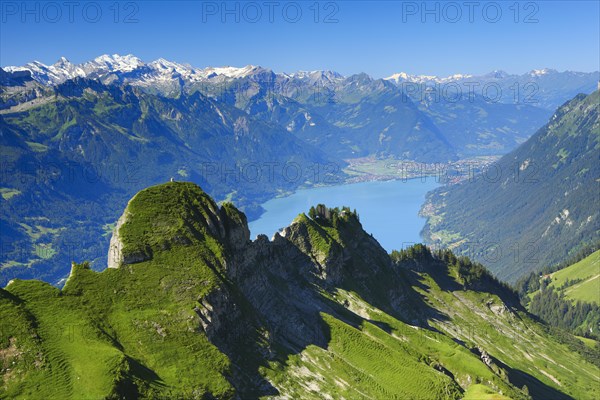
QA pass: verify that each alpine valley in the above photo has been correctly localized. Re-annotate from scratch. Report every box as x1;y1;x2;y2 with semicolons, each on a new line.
1;54;598;286
1;54;600;400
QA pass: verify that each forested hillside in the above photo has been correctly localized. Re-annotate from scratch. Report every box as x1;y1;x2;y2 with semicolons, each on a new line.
423;90;600;282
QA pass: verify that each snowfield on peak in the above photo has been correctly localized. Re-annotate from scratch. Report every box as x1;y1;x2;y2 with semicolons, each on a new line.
3;54;598;112
89;54;145;72
4;54;598;96
3;54;271;87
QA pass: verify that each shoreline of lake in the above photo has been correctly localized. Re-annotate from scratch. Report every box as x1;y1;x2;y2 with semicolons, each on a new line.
248;177;441;252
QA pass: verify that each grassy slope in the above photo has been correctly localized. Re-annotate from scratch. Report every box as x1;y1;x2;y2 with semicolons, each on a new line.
2;182;599;399
1;183;234;399
262;274;599;400
264;216;599;400
2;280;125;399
547;250;600;304
261;288;504;400
413;268;600;400
2;256;234;399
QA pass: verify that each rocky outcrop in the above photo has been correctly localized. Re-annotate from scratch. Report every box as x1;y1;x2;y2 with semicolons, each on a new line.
107;209;153;269
195;286;241;342
219;203;250;251
107;211;129;269
107;183;232;269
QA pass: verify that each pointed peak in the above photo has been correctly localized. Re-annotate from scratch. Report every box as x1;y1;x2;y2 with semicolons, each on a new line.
52;57;72;67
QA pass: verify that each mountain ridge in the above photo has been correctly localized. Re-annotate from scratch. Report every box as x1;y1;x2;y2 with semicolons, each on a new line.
6;54;599;91
5;54;597;158
1;181;598;399
2;56;598;286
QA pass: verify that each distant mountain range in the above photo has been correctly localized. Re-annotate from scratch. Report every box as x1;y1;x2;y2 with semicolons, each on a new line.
385;67;599;111
6;54;599;157
6;55;597;113
422;90;600;282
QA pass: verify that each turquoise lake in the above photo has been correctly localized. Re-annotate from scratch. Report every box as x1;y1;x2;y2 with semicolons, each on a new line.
248;178;440;252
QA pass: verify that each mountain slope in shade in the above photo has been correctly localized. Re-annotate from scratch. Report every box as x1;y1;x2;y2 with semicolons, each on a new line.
1;182;598;399
422;90;600;282
413;92;552;157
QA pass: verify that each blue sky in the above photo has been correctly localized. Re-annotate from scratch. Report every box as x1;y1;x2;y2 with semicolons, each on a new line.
1;1;598;77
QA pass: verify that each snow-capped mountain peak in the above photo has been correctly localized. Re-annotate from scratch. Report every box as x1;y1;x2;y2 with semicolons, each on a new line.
91;54;145;72
151;58;188;70
4;55;597;107
3;55;279;88
289;70;344;83
148;58;196;78
5;58;86;85
203;65;262;78
384;72;475;84
443;73;473;81
54;56;71;66
385;72;411;81
529;68;557;76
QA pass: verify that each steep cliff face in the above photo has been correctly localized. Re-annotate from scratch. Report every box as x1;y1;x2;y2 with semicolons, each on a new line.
107;210;129;269
2;182;598;400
